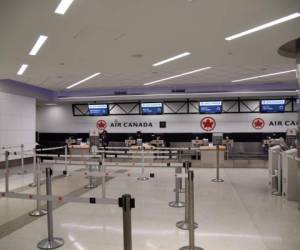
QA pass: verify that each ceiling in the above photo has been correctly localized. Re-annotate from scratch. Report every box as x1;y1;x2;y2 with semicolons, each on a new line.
0;0;299;94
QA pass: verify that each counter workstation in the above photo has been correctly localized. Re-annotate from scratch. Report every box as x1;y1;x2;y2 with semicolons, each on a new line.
68;144;90;155
197;145;226;168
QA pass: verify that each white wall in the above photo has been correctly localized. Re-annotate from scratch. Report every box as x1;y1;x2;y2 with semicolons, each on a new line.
0;92;36;161
37;104;297;134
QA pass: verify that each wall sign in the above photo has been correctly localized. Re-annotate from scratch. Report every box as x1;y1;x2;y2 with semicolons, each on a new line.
252;118;265;130
38;104;298;133
200;117;216;131
96;120;107;131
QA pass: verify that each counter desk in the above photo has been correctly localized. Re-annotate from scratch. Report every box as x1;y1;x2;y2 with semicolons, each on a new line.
198;146;225;168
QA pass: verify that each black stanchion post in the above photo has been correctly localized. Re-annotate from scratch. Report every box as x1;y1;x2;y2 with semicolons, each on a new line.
119;194;135;250
37;168;64;249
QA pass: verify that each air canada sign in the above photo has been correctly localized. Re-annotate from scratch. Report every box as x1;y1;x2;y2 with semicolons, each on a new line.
252;118;297;130
97;119;153;130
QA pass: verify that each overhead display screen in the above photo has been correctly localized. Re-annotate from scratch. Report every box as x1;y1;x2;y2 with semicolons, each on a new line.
199;101;222;114
141;103;163;115
88;104;109;116
260;100;285;113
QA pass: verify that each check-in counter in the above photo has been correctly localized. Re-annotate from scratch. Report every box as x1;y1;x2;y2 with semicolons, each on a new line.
199;145;225;168
68;144;90;155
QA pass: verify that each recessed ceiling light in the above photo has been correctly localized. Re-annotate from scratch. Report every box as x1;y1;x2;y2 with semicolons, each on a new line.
152;52;191;67
17;64;28;75
144;67;211;86
66;72;101;89
225;12;300;41
232;69;297;82
55;0;74;15
29;35;48;56
45;103;57;106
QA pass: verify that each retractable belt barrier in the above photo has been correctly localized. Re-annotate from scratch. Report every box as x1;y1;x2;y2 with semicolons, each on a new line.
178;170;204;250
1;167;135;250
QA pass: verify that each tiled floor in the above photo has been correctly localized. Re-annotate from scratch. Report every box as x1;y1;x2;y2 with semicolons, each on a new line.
0;164;299;250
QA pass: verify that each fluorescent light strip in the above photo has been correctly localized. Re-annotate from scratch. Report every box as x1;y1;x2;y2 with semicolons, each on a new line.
152;52;191;67
232;69;297;83
225;12;300;41
17;64;28;75
29;35;48;56
144;67;211;86
67;72;101;89
55;0;74;15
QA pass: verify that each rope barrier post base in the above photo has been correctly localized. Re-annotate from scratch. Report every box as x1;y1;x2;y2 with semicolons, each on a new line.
118;194;135;250
37;168;64;250
38;237;64;250
137;176;149;181
211;145;224;183
179;246;204;250
30;209;47;217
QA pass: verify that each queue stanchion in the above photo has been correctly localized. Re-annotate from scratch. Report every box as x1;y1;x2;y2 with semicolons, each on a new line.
84;165;98;189
211;145;224;183
64;144;69;176
37;168;64;249
5;151;9;193
84;146;98;189
179;170;204;250
119;194;135;250
29;156;47;217
169;165;184;208
176;162;198;230
101;151;106;198
18;144;25;175
137;147;149;181
29;147;38;187
178;161;185;193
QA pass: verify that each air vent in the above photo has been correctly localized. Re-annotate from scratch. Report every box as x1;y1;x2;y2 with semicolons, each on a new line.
114;91;127;95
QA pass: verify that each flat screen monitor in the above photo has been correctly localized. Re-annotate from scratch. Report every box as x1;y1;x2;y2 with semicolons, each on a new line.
260;100;285;113
88;104;109;116
141;103;163;115
199;101;222;114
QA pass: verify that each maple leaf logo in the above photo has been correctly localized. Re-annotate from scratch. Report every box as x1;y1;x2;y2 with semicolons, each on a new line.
96;120;107;131
252;118;265;129
200;117;216;131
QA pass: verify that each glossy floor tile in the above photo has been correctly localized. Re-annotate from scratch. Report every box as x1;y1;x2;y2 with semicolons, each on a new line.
0;164;299;250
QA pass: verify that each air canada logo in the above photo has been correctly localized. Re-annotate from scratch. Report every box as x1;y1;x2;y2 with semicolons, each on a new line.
96;120;107;131
252;118;265;130
200;117;216;131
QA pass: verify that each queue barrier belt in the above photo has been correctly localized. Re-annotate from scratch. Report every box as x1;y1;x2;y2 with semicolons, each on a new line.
0;191;117;205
